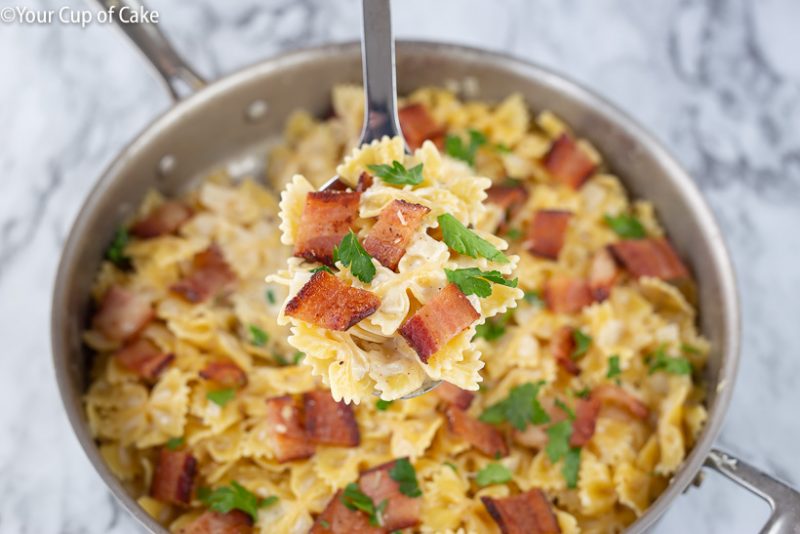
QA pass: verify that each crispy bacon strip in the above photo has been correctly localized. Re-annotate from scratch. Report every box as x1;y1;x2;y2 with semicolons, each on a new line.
526;210;572;260
445;406;509;458
265;395;315;463
284;271;380;331
178;510;253;534
398;103;444;150
356;171;374;193
115;339;174;381
399;284;479;363
130;201;193;238
550;326;580;375
543;275;592;314
171;245;237;303
303;390;360;447
486;184;529;234
199;360;247;389
294;191;360;265
543;133;596;189
363;200;430;271
359;460;421;530
569;397;601;447
481;489;561;534
592;384;649;420
93;285;153;342
150;449;197;506
434;382;475;410
589;248;620;302
609;237;689;281
310;490;384;534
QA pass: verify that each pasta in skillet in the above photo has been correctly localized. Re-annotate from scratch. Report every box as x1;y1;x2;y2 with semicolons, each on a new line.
84;85;709;534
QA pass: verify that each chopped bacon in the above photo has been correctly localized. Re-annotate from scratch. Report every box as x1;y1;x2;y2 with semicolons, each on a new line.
359;460;421;530
178;510;253;534
543;275;592;314
294;191;360;265
303;390;360;447
592;384;649;420
150;449;196;506
434;382;475;410
310;490;384;534
543;133;596;189
199;360;247;389
526;210;572;260
399;284;479;363
481;490;561;534
171;245;237;303
589;248;620;302
550;326;580;375
284;271;380;331
356;172;374;192
130;201;193;238
609;237;689;281
569;397;601;447
363;200;430;271
265;395;315;462
486;184;529;234
445;406;509;458
398;103;445;150
115;338;174;381
92;285;153;342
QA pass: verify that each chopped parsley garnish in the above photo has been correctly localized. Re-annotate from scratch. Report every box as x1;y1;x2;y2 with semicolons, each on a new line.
473;311;512;342
248;324;269;347
607;355;622;381
273;353;289;366
310;265;334;274
375;399;393;411
523;290;545;307
333;230;376;283
545;420;581;488
475;462;512;487
197;481;278;521
444;461;458;472
604;213;647;239
480;382;550;431
207;388;236;407
438;214;509;264
574;387;591;399
571;330;592;359
562;447;581;489
494;142;512;153
445;267;518;298
367;160;424;186
647;345;693;375
341;483;386;527
555;399;575;420
681;343;700;355
105;227;130;267
504;228;522;240
265;289;276;304
165;437;184;450
445;129;487;167
389;458;422;497
292;351;305;365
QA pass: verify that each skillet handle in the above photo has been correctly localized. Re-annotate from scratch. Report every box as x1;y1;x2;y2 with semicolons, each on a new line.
91;0;206;100
705;448;800;534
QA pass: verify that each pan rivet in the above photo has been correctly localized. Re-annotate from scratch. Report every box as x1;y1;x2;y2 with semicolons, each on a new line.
158;155;176;177
246;100;269;122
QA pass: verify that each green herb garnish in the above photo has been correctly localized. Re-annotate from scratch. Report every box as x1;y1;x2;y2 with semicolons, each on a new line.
248;324;268;347
445;267;517;298
562;447;581;489
375;399;393;411
198;481;278;521
341;483;386;527
571;330;592;359
607;355;622;381
333;230;376;283
545;409;582;488
523;290;544;307
604;213;647;239
647;345;693;375
105;227;130;267
445;129;487;167
165;437;184;450
265;289;276;304
292;351;305;365
681;343;700;355
206;388;236;407
310;265;334;274
474;315;508;342
555;399;575;420
438;214;509;263
504;228;522;240
368;161;424;186
475;462;512;487
480;382;550;431
389;458;422;497
574;387;591;399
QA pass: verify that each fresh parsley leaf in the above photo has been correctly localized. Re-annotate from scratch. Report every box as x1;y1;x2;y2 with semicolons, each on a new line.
571;330;592;359
479;382;550;431
445;268;517;298
475;462;512;487
105;227;130;267
445;129;487;167
165;437;184;450
563;447;581;489
341;483;384;527
207;388;236;407
555;399;576;420
504;228;522;240
495;143;512;154
648;346;693;375
375;399;393;411
333;230;376;283
681;343;700;355
265;289;276;305
198;481;277;521
523;290;544;307
389;458;422;498
474;317;507;341
444;461;458;472
273;353;289;366
292;351;305;365
248;324;268;347
367;161;424;186
438;214;509;264
607;355;622;380
574;387;591;399
545;420;573;463
310;265;334;274
604;213;647;239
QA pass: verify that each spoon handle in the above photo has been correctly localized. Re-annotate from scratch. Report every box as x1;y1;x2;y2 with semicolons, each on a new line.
359;0;405;146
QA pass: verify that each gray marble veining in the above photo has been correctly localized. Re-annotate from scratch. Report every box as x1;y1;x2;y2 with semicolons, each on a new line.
1;0;798;532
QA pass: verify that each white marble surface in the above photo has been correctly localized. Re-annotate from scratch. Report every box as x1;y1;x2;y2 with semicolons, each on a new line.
1;0;798;532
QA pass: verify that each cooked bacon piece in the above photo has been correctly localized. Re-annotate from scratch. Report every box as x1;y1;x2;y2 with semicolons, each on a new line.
171;245;237;303
284;271;380;331
303;390;360;447
592;384;649;420
93;285;154;342
543;275;592;314
481;490;561;534
359;460;421;530
543;133;596;189
199;360;247;389
323;178;350;192
445;406;509;458
486;184;529;233
399;284;479;363
569;397;601;447
310;490;384;534
398;103;444;150
356;171;374;192
550;326;580;375
115;339;174;381
130;201;193;238
609;238;689;281
363;200;431;271
589;248;620;302
434;382;475;410
265;395;315;462
150;449;197;506
526;210;572;260
294;191;361;265
178;510;253;534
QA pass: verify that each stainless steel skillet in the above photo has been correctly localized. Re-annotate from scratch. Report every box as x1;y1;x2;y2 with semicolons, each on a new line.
51;0;800;532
